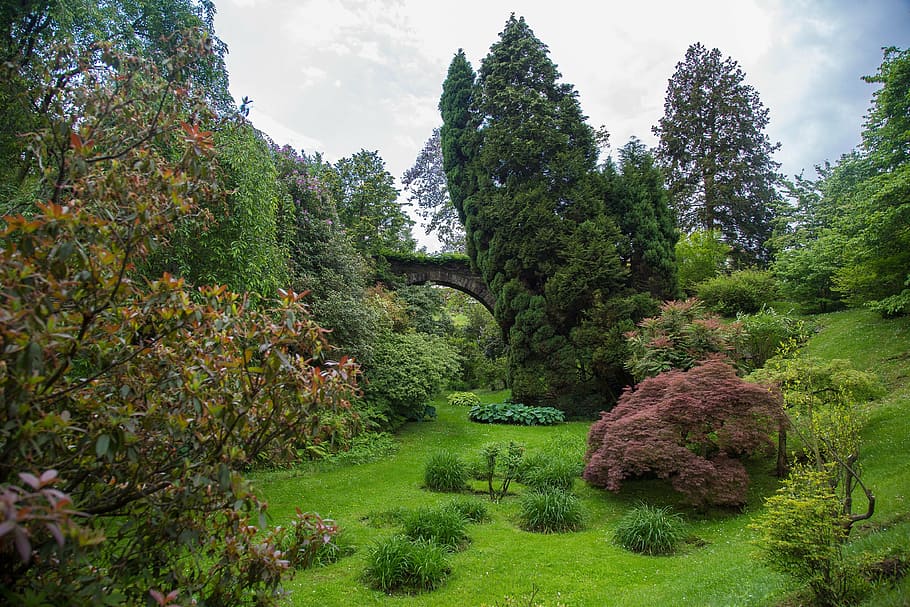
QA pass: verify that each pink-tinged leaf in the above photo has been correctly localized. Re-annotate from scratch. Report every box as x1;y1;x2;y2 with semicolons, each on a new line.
46;522;65;547
149;589;164;605
166;590;179;602
39;469;59;486
18;472;39;490
0;520;16;537
13;527;31;563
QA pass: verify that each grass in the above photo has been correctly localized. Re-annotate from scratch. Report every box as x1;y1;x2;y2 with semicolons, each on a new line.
250;310;910;606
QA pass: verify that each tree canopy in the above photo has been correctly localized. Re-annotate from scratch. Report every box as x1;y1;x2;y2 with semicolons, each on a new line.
654;42;780;266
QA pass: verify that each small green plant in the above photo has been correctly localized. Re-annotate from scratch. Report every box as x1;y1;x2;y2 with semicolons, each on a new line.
424;451;469;492
403;505;470;551
270;509;345;570
735;306;813;369
612;503;686;555
445;497;490;524
448;391;482;407
518;452;579;493
362;535;451;593
480;441;525;502
469;403;565;426
518;488;585;533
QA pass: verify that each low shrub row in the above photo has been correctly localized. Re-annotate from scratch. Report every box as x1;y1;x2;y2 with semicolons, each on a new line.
469;403;565;426
447;391;482;407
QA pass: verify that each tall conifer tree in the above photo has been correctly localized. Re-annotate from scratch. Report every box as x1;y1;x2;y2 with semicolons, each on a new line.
654;43;780;265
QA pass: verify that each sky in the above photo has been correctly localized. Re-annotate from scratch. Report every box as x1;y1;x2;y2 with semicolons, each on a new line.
213;0;910;250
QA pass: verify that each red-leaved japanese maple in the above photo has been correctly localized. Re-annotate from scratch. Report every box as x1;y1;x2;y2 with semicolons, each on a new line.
583;360;785;507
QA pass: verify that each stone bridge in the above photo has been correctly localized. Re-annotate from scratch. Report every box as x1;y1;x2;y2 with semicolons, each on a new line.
385;256;496;315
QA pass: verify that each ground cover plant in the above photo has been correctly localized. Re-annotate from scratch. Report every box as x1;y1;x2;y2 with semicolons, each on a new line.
469;402;566;426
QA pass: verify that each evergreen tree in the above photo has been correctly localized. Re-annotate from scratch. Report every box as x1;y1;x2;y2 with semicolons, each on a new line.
607;138;680;300
654;43;780;265
442;15;629;413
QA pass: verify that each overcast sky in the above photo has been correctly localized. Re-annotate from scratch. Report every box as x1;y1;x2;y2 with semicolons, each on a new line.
213;0;910;250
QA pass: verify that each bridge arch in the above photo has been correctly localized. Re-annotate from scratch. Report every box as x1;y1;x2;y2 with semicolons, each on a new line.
384;255;496;316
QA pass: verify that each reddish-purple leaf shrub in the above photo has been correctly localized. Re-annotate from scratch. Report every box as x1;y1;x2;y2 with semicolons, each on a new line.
583;360;785;508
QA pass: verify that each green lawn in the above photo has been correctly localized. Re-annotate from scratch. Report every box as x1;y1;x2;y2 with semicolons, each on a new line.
252;309;910;606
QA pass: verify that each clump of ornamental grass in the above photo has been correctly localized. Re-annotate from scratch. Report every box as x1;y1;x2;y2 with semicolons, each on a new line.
613;503;686;555
518;488;585;533
424;450;469;492
402;505;470;551
445;497;490;524
362;535;451;593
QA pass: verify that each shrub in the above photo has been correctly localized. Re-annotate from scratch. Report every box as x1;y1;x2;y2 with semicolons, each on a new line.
479;441;525;502
402;506;469;551
750;466;863;606
676;229;730;293
445;497;490;524
448;391;482;407
363;535;451;593
361;332;460;426
469;403;565;426
613;503;686;555
583;360;786;508
424;451;469;493
270;510;344;570
518;489;585;533
624;299;744;381
695;269;778;316
735;307;813;370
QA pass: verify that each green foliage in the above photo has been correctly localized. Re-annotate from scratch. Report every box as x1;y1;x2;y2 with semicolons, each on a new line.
445;497;490;524
695;269;778;316
751;466;864;606
402;505;470;551
328;149;415;254
735;307;813;370
469;403;566;426
676;229;731;293
624;298;743;381
613;503;687;555
362;535;451;593
518;454;580;493
448;391;482;407
271;510;345;570
362;332;460;426
478;441;525;502
518;488;586;533
0;35;358;606
654;43;780;265
607;138;680;300
424;451;469;493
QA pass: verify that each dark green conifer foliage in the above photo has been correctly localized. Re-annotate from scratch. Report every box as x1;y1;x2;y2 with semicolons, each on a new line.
654;43;780;266
442;15;631;413
608;138;680;300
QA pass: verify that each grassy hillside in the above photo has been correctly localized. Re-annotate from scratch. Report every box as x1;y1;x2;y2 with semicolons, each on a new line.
252;308;910;606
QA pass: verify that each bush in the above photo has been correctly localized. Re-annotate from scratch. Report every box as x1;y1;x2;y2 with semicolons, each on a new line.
424;451;469;493
695;269;778;316
478;441;525;502
518;489;586;533
363;535;451;593
750;466;863;606
361;332;460;426
445;497;490;524
519;453;580;493
271;510;345;570
736;307;813;370
613;503;686;555
583;360;786;508
469;403;565;426
676;229;730;293
402;506;469;551
448;391;482;407
624;299;744;381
